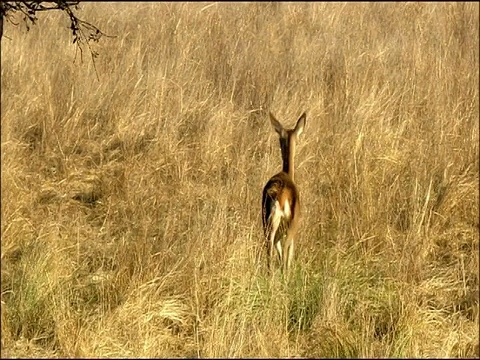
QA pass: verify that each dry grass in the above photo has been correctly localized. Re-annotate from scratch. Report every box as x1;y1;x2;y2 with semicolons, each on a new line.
1;2;479;358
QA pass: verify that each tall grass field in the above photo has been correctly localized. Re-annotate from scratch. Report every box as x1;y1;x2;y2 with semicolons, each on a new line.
1;2;478;358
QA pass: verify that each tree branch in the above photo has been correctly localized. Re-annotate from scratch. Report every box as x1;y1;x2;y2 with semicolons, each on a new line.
0;1;114;79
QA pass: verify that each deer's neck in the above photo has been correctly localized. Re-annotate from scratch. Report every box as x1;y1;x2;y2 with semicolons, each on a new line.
281;140;295;180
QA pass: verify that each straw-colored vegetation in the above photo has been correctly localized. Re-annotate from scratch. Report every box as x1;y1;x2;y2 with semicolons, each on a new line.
1;2;478;358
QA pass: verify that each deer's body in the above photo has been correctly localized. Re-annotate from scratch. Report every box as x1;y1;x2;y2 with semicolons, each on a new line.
262;112;306;275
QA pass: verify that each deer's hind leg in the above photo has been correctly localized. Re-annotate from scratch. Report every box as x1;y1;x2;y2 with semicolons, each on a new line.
282;236;294;276
282;223;297;277
266;202;282;271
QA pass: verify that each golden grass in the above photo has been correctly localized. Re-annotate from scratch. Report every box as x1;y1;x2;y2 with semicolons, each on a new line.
1;2;479;358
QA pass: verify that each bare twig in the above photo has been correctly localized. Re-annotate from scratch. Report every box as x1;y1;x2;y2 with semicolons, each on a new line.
0;1;115;79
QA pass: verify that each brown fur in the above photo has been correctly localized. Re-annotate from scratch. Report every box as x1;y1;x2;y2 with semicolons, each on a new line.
261;112;306;275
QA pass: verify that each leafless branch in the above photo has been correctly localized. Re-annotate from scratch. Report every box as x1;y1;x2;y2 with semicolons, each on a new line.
0;1;115;79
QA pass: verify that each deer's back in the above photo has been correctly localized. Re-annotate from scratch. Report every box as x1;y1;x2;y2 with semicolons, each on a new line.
262;171;300;231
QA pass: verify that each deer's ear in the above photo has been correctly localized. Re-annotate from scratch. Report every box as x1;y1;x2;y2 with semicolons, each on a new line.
269;112;285;136
294;112;306;136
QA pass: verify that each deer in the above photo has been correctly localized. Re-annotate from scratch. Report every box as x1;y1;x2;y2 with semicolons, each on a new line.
262;111;306;276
